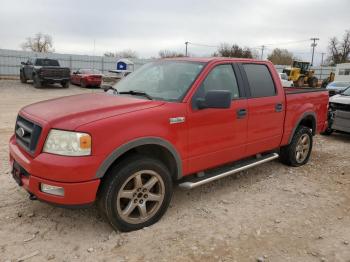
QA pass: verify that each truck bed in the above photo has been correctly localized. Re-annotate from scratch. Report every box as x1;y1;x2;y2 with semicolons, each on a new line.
280;87;329;146
284;87;327;94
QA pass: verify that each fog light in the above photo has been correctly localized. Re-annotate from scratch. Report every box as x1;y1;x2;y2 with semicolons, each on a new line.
40;183;65;196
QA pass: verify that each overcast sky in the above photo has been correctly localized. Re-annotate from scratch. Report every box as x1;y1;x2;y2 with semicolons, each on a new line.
0;0;349;64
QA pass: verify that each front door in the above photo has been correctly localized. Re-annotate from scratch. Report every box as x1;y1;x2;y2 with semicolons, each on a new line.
187;63;248;174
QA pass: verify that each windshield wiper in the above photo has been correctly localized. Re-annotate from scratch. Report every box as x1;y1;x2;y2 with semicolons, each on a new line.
119;90;153;100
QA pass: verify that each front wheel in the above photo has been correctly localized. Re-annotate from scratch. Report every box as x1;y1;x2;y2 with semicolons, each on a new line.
61;81;69;88
33;75;42;88
80;80;87;88
321;127;333;136
280;126;313;167
98;155;173;232
308;77;318;88
20;71;27;83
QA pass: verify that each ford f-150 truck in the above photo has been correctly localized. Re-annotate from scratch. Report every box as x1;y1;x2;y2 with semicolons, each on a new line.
20;58;70;88
9;58;329;231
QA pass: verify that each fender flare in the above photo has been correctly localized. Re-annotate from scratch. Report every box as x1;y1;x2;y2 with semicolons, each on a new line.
95;137;183;180
288;111;317;144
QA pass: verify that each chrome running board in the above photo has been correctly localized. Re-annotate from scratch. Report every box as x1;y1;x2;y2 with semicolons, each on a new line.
178;153;279;189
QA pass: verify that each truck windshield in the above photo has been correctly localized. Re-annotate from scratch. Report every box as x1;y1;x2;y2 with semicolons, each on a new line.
113;61;205;101
35;59;60;66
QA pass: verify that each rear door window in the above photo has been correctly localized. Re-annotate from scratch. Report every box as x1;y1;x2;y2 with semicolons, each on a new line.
243;64;276;97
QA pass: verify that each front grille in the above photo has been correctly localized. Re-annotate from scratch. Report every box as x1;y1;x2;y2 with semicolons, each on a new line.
15;115;42;154
41;68;69;78
331;102;350;112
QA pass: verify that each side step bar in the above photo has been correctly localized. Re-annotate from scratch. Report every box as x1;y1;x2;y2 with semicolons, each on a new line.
178;153;279;189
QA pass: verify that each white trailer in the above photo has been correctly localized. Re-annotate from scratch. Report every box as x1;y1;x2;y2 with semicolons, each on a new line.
335;63;350;82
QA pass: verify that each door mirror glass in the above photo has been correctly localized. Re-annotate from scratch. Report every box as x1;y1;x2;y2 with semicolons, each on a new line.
197;90;232;109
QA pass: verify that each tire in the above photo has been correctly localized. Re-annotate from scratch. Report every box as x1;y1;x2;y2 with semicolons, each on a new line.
62;81;69;88
20;71;27;83
80;80;87;88
98;155;173;232
308;77;318;88
321;127;333;136
33;75;42;88
280;126;313;167
295;77;304;87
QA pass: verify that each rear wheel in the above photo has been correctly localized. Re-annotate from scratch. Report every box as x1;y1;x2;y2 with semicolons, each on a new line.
98;155;173;232
280;126;313;167
33;75;42;88
20;71;27;83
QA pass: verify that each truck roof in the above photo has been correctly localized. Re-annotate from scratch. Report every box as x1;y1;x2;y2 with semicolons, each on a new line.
163;57;266;63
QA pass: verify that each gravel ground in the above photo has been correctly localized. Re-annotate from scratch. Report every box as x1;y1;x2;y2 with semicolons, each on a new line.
0;80;349;262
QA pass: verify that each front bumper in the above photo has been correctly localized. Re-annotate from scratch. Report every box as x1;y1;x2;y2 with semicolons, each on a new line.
332;110;350;133
9;136;100;206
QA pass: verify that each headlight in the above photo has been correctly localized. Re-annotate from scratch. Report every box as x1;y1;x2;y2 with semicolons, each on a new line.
43;129;91;156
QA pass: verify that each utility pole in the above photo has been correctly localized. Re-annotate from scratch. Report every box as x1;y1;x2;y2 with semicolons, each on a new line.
260;45;265;60
320;52;326;80
310;37;319;66
185;41;189;57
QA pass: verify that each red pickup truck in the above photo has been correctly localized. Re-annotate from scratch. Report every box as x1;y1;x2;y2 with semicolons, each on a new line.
9;58;328;231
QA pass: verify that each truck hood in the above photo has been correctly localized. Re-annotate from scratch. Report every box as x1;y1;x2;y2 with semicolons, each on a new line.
330;94;350;105
21;93;164;129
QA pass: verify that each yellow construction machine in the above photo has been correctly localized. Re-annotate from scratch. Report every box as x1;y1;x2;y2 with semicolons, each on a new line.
282;61;318;87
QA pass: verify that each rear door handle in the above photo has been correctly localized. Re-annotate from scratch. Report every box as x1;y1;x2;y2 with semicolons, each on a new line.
275;103;283;112
236;108;247;119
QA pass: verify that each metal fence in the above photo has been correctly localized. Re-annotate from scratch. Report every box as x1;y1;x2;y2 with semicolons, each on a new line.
0;48;152;76
0;48;336;80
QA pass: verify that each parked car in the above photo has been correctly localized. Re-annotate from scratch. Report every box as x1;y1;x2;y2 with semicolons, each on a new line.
70;69;103;88
322;86;350;135
279;72;293;87
9;58;328;232
326;81;350;96
20;58;70;88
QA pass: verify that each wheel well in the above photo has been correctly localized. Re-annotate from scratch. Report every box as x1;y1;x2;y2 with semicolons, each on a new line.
299;115;316;135
101;144;178;182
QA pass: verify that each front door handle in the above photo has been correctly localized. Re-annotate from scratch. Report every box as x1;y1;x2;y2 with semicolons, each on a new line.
236;108;247;119
275;103;283;112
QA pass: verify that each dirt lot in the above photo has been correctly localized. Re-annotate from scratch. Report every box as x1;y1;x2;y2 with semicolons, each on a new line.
0;80;349;262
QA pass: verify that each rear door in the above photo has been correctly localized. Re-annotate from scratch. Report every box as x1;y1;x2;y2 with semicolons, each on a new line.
240;63;285;156
187;63;248;173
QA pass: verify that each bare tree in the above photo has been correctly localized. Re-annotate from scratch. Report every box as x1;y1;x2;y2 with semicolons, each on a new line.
21;33;54;53
159;50;185;58
328;30;350;65
104;50;138;58
267;48;294;65
213;43;253;58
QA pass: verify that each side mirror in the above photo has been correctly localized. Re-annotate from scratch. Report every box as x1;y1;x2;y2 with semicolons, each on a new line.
72;71;77;74
21;62;26;65
197;90;232;109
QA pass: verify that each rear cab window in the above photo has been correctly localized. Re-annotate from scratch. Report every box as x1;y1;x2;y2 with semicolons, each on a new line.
243;64;276;98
